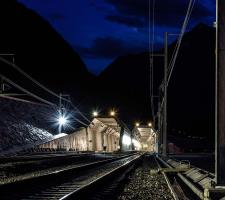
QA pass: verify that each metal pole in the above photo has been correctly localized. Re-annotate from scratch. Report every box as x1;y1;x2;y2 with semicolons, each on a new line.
163;32;168;156
157;101;161;154
59;93;62;110
59;93;62;134
0;54;14;94
0;78;4;93
216;0;225;185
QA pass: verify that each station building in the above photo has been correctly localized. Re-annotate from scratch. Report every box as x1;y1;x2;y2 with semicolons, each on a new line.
132;125;157;152
37;117;132;152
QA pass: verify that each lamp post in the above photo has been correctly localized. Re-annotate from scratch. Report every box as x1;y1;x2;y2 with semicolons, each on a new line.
110;110;116;116
92;111;98;117
162;32;168;157
57;113;68;134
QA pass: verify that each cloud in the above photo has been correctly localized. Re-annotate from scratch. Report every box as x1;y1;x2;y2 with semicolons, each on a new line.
104;0;214;28
74;36;151;59
106;15;146;28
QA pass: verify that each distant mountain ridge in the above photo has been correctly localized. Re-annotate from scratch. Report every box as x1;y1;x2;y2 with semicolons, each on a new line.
0;0;216;149
99;23;215;144
0;0;94;103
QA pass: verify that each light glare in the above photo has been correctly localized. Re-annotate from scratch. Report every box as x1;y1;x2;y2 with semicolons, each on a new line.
93;111;98;117
132;139;141;149
122;134;132;145
110;111;115;116
57;116;67;126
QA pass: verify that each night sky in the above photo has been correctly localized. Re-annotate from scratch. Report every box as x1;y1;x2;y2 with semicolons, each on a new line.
18;0;215;75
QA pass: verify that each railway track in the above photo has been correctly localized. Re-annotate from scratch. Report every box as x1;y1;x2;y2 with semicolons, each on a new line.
0;153;142;200
0;152;126;183
2;153;211;200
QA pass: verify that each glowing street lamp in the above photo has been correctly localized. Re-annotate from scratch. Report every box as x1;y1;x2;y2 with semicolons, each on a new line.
92;111;98;117
57;116;68;126
135;122;140;127
110;110;116;116
148;122;152;127
57;113;69;134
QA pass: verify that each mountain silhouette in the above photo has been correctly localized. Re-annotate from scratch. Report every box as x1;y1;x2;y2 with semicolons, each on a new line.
99;23;215;147
0;0;95;104
0;1;216;150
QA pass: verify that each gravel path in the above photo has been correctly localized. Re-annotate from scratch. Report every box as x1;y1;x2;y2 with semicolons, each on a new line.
118;154;174;200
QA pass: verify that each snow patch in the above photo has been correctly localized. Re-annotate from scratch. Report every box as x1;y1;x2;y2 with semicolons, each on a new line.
53;133;67;139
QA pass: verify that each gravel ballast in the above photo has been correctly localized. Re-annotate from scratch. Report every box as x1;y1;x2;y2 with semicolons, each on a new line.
118;154;174;200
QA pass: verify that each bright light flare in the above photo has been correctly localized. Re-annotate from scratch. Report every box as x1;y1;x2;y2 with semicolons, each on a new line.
135;122;140;127
93;111;98;117
122;134;132;145
110;110;115;116
132;139;141;149
148;122;152;127
57;116;68;126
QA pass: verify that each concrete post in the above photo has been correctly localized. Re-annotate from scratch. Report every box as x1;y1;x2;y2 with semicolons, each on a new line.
216;0;225;185
163;32;168;156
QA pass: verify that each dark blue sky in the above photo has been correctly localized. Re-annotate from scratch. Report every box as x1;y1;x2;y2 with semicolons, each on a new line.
18;0;215;75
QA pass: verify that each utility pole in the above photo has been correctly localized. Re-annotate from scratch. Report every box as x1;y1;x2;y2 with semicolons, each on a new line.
215;0;225;185
59;93;62;111
0;54;14;94
163;32;168;157
59;93;62;134
0;78;4;93
157;101;161;154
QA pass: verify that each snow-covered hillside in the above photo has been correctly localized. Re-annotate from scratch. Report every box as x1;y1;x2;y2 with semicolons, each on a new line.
0;96;57;154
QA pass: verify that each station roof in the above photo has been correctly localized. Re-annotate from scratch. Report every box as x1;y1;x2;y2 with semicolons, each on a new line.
92;117;130;132
133;126;156;142
136;127;154;137
90;117;121;136
95;117;118;127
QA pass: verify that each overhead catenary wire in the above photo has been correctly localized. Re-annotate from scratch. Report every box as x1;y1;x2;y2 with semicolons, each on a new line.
149;0;156;122
151;0;155;95
0;73;56;106
167;0;195;75
70;115;89;127
167;0;195;74
0;73;90;127
0;56;91;123
59;94;91;124
167;0;196;85
158;0;195;117
152;0;155;122
69;99;91;123
0;56;62;101
149;0;152;104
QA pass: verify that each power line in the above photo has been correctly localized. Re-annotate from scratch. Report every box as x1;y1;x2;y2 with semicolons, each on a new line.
61;94;91;124
0;73;56;106
0;56;62;101
149;0;156;121
149;0;152;102
1;74;90;127
151;0;155;122
70;102;91;123
167;0;195;85
0;56;91;123
70;115;89;127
